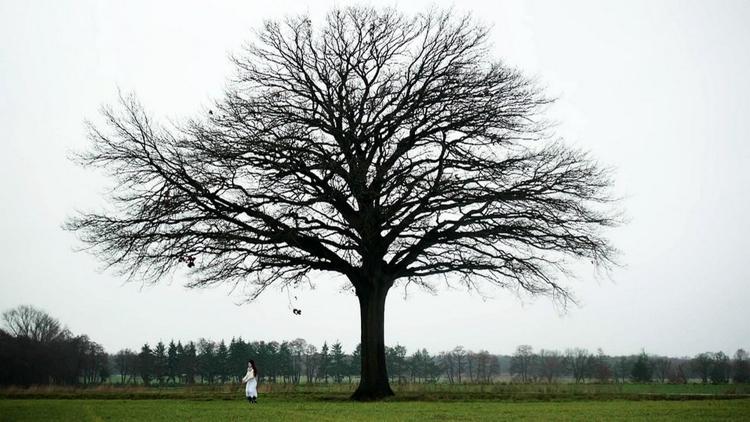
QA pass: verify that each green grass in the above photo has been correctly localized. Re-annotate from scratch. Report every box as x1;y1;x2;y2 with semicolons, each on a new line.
1;398;749;421
2;384;749;421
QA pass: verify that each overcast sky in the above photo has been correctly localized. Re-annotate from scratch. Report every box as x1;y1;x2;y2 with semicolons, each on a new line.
1;0;748;357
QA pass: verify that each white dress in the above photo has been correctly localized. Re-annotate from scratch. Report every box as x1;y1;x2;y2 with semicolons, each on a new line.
242;368;257;397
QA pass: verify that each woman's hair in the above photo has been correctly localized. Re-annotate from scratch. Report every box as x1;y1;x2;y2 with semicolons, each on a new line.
248;359;258;377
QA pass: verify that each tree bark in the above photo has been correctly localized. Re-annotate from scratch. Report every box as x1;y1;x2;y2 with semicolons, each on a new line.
351;282;394;401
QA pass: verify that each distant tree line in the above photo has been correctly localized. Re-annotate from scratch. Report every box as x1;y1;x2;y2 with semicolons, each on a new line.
2;305;748;386
0;306;109;386
507;345;750;385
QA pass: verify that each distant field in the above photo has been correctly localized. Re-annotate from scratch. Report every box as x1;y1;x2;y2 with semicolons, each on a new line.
1;398;749;421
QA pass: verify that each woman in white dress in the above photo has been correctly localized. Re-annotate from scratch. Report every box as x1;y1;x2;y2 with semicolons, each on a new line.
242;359;258;404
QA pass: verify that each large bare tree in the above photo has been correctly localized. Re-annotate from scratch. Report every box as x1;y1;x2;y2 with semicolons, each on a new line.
2;305;70;344
67;7;617;400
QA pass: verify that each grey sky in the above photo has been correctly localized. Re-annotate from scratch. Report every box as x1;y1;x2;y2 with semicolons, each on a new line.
1;0;748;357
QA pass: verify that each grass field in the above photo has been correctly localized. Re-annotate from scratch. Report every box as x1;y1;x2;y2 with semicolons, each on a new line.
2;384;749;421
2;398;749;421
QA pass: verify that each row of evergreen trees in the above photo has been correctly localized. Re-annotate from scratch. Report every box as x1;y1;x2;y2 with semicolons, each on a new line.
112;338;446;385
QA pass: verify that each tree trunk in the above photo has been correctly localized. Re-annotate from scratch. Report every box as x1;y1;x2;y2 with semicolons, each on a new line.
351;283;394;401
